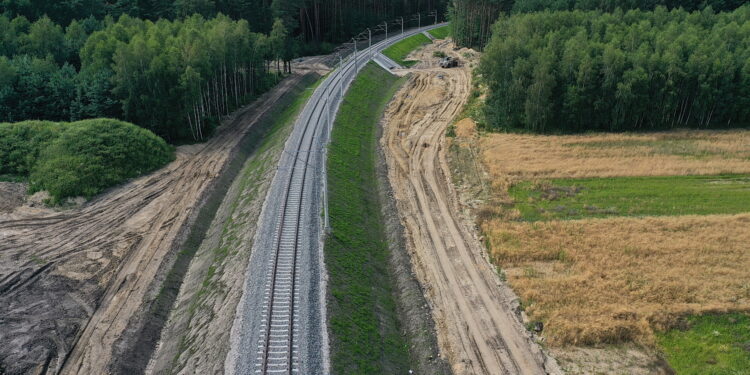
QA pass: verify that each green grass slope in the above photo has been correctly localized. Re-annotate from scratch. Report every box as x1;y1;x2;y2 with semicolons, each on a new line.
382;33;431;67
0;119;173;203
509;175;750;221
325;62;409;374
658;313;750;375
428;25;450;39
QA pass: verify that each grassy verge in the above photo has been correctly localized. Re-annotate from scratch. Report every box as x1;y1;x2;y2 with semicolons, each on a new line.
509;175;750;221
428;25;450;39
382;33;431;67
657;313;750;375
326;62;409;374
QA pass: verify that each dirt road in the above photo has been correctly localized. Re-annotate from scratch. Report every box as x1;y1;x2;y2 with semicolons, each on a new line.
0;74;308;374
381;45;558;374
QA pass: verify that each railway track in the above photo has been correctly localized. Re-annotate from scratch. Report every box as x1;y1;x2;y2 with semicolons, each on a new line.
254;78;317;375
235;23;447;375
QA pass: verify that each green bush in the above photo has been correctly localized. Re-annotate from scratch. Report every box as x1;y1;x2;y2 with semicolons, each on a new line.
0;121;63;175
1;118;173;203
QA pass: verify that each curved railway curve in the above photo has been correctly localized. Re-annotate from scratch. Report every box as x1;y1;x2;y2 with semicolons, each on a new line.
226;23;447;375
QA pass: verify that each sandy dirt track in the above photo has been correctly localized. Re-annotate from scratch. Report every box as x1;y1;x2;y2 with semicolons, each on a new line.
0;74;306;375
381;46;559;374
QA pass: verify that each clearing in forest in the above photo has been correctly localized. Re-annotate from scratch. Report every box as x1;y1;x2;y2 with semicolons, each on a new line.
458;128;750;374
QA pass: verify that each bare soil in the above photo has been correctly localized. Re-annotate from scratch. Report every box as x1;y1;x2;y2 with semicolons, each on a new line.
0;182;26;213
146;73;321;375
549;344;674;375
0;73;312;375
375;110;452;375
381;42;560;374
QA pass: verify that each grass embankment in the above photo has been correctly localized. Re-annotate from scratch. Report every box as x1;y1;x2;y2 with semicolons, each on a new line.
509;175;750;221
469;130;750;372
325;62;409;374
657;313;750;375
382;33;431;67
428;25;450;39
0;119;173;203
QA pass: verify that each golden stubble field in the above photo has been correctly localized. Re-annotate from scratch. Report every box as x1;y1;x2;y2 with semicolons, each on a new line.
473;129;750;347
481;130;750;191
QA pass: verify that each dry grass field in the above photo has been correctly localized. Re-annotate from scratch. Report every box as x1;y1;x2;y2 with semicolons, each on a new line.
480;130;750;191
486;213;750;346
456;128;750;372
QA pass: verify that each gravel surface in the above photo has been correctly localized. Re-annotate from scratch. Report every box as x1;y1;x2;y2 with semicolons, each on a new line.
225;23;447;375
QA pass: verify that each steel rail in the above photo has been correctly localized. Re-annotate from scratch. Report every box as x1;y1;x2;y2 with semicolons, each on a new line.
254;22;447;375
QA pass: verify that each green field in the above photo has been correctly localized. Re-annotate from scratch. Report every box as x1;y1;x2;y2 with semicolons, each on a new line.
657;313;750;375
325;62;410;373
382;33;431;67
509;175;750;221
428;25;450;39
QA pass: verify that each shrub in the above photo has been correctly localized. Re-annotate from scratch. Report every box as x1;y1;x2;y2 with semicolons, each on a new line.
0;121;63;175
1;118;173;203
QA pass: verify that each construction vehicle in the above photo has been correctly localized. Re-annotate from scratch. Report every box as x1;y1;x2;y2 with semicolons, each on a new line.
439;56;459;68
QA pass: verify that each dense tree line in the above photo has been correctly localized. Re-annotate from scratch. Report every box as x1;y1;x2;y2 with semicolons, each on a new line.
479;6;750;133
0;0;274;32
512;0;748;13
1;0;448;46
272;0;446;44
0;14;290;141
0;119;173;202
448;0;749;50
449;0;508;50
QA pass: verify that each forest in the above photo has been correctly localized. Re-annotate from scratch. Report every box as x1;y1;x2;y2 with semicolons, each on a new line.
1;0;447;45
478;6;750;133
512;0;748;13
1;0;448;142
449;0;748;50
0;14;291;141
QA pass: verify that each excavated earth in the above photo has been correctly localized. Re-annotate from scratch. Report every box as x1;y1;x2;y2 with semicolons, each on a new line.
381;41;562;375
0;71;313;375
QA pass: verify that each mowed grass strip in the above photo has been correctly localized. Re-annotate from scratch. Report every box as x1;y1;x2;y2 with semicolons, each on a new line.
657;313;750;375
509;175;750;221
382;32;431;67
428;25;450;39
326;62;409;374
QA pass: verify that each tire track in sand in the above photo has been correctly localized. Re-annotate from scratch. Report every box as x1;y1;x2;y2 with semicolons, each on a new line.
381;60;560;374
0;74;307;375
